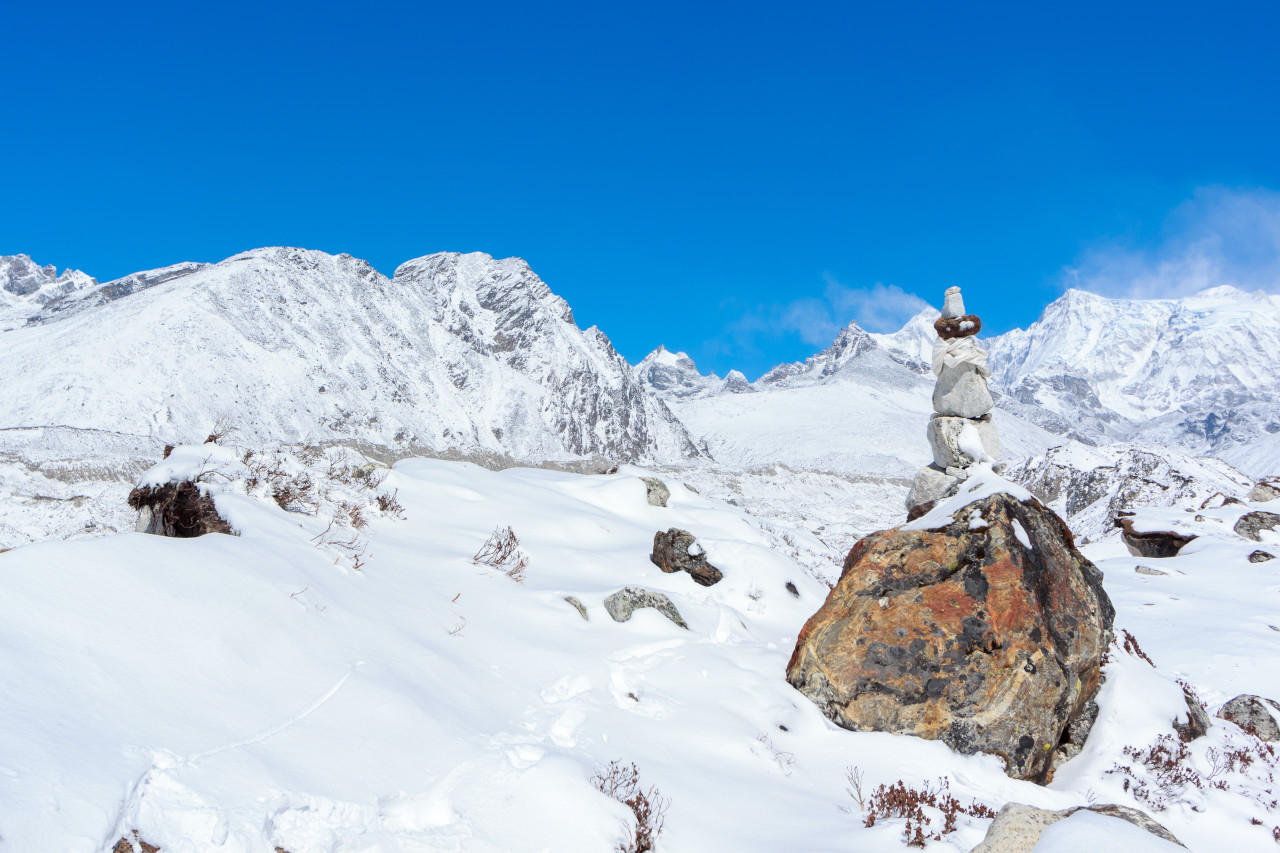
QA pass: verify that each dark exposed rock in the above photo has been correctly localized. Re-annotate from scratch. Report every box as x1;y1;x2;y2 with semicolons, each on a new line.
787;493;1113;783
1173;687;1210;742
604;586;687;629
1234;510;1280;542
970;801;1186;851
1114;514;1196;558
640;477;670;507
1249;550;1276;563
128;481;232;538
1216;694;1280;740
650;528;723;586
785;581;800;597
933;313;982;340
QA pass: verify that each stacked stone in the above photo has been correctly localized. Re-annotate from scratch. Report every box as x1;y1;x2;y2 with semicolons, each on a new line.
906;286;1001;513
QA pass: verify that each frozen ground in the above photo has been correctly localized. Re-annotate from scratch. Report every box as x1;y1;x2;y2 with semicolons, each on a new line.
1;446;1277;851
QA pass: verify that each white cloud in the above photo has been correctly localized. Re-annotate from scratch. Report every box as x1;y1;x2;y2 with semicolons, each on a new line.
1061;186;1280;299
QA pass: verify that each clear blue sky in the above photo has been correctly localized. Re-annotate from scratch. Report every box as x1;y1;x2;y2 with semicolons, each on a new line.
4;1;1279;378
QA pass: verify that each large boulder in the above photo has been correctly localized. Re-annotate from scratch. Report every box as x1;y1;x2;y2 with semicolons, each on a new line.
970;802;1185;851
650;528;723;586
1216;694;1280;740
1114;514;1197;558
1248;477;1280;503
786;492;1114;783
1234;510;1280;542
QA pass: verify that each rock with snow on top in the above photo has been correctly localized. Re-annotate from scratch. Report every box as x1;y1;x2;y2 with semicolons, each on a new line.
1234;510;1280;542
927;414;1000;470
1216;694;1280;740
650;528;723;586
1248;478;1280;503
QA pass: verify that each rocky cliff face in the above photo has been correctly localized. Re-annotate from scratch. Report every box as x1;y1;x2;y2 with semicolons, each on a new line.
0;254;98;330
0;248;699;465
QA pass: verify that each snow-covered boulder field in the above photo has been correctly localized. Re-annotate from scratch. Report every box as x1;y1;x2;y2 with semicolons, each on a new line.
1;446;1279;851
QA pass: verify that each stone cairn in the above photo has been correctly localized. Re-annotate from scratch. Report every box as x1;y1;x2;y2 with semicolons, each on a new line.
906;286;1001;514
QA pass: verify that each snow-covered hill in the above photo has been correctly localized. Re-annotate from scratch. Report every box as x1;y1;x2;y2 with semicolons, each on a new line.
2;445;1276;852
0;248;698;466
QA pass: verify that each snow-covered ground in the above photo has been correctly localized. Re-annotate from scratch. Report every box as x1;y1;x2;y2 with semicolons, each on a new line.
2;445;1278;852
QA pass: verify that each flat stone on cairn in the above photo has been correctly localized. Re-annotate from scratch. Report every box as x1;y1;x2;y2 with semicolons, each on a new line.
907;286;1001;513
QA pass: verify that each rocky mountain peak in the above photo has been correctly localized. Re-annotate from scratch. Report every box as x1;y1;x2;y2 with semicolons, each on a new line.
636;346;720;397
0;254;98;329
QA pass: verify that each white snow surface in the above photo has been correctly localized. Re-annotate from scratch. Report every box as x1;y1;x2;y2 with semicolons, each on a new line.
2;447;1278;851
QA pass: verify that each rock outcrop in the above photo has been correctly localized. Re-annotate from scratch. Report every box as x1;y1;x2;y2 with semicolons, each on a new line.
640;477;670;507
786;491;1114;783
1114;514;1197;558
650;528;723;586
1216;694;1280;740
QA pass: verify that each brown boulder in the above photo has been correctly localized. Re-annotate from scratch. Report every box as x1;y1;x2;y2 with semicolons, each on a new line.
650;528;723;586
786;492;1114;783
934;314;983;339
1114;514;1196;558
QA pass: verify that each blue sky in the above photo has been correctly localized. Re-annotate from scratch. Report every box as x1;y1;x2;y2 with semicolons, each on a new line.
4;1;1279;378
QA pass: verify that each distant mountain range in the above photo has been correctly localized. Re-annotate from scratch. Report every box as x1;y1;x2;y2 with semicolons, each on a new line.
1;247;1275;550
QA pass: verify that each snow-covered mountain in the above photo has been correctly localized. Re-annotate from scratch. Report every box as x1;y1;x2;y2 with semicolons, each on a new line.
1;248;698;466
0;253;98;330
873;286;1280;475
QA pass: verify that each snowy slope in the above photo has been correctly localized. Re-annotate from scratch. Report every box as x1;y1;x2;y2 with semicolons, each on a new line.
2;448;1277;852
0;248;697;466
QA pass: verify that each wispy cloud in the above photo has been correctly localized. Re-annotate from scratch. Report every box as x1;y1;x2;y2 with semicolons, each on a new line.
703;277;930;375
1061;186;1280;299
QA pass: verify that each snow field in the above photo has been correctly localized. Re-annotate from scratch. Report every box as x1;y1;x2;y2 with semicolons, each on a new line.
1;448;1277;851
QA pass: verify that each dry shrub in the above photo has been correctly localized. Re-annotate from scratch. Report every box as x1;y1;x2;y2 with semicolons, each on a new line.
591;760;669;853
375;489;404;517
1121;629;1156;667
474;525;528;583
1109;729;1278;818
862;778;995;847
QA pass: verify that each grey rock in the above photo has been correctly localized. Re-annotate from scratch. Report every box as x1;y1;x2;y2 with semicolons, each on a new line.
933;362;995;418
1235;511;1280;541
1135;565;1168;576
1173;687;1210;742
563;596;588;620
942;285;965;319
603;586;687;629
1217;694;1280;740
927;414;1000;469
640;477;670;507
1248;478;1280;502
905;464;962;511
1250;550;1275;563
969;801;1186;851
650;528;723;586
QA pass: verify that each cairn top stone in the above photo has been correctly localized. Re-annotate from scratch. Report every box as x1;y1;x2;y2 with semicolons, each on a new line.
941;286;965;319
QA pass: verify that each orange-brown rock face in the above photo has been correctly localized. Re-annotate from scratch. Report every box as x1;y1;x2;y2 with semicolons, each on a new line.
786;492;1114;784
